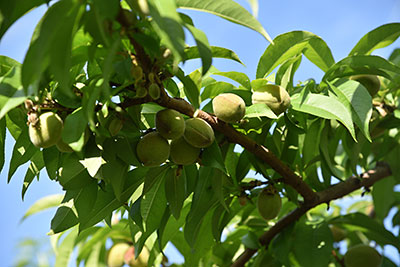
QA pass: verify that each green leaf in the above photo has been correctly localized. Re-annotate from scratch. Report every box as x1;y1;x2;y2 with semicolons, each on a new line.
213;71;251;90
184;46;244;65
184;166;219;247
58;153;94;190
79;167;147;231
43;146;61;180
55;227;78;267
184;24;212;75
141;172;167;234
330;213;400;250
350;23;400;56
61;107;88;152
101;158;129;201
302;119;324;165
303;36;335;72
291;92;356;141
257;31;334;78
21;194;64;222
21;150;44;200
202;141;227;173
0;65;27;120
292;222;333;267
8;128;40;182
22;0;84;95
0;0;47;38
148;0;185;65
165;167;186;219
176;0;272;43
245;0;258;17
201;81;235;101
0;118;5;173
245;103;277;119
175;68;200;108
322;55;400;82
372;177;396;220
329;79;372;141
50;200;79;234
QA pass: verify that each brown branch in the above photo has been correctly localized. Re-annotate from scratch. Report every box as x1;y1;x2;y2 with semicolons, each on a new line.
155;92;318;203
231;163;392;267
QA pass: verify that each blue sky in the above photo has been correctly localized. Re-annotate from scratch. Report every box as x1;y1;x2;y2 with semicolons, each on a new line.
0;0;400;266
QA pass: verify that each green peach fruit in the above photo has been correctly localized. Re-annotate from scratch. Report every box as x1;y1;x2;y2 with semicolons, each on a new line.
329;225;346;242
344;244;381;267
148;83;160;100
136;86;147;98
29;112;63;148
131;65;143;80
136;132;170;167
183;118;215;148
170;137;200;165
124;246;149;267
350;74;381;96
257;186;282;220
212;93;246;123
252;84;291;115
107;243;130;267
156;109;185;140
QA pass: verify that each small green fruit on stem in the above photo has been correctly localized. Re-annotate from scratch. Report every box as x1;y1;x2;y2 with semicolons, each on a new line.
107;243;131;267
29;112;63;148
136;131;170;167
148;83;160;100
124;246;149;267
252;84;290;115
183;118;215;148
257;186;282;220
344;244;381;267
156;109;185;140
350;74;381;96
212;93;246;123
170;136;200;165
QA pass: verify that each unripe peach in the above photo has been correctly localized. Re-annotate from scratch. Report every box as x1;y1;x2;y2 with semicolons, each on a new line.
155;109;185;140
124;246;149;267
29;112;63;148
148;83;160;100
252;84;290;115
183;118;214;148
212;93;246;123
107;243;130;267
344;244;381;267
131;65;143;80
257;186;282;220
170;137;200;165
136;132;170;167
350;74;380;96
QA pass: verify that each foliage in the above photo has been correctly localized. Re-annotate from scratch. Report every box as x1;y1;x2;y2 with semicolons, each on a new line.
1;0;400;266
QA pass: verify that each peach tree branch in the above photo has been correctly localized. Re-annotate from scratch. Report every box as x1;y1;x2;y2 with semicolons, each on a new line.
231;163;392;267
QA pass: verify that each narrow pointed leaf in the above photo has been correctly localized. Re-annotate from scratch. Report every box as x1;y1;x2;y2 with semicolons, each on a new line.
176;0;272;43
350;23;400;56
